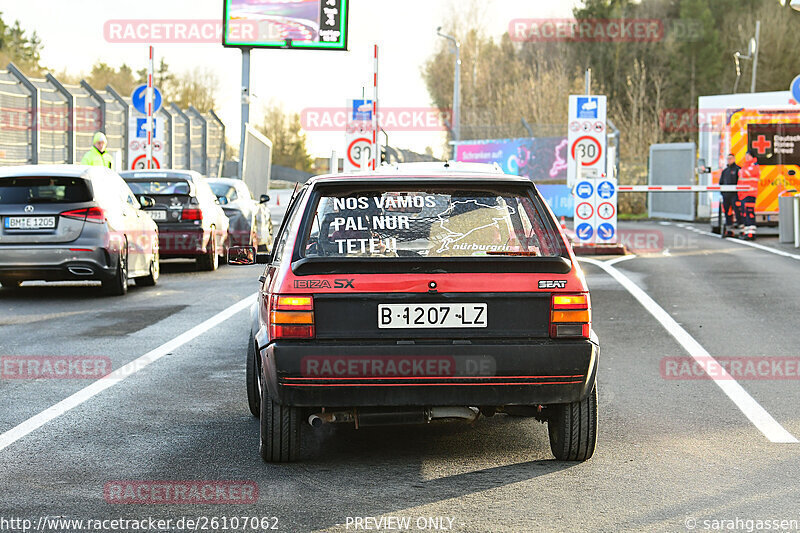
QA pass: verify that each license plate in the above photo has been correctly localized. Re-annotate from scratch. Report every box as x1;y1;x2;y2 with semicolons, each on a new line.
148;210;167;221
4;216;56;230
378;303;487;329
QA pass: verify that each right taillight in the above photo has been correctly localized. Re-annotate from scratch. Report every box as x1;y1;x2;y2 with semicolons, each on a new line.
60;206;105;224
269;295;315;340
550;293;591;339
181;208;203;221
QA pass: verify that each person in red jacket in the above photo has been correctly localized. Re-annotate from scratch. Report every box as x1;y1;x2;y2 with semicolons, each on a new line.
737;150;760;239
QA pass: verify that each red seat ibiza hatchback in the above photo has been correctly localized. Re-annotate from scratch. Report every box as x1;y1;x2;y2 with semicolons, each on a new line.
230;164;598;462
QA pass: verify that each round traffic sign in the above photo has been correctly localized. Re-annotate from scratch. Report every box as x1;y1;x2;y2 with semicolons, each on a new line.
576;202;594;220
597;222;615;241
132;85;162;115
597;180;616;199
569;121;581;132
571;136;603;166
593;121;605;133
791;74;800;104
581;121;592;132
575;180;594;199
131;154;161;170
597;202;616;220
576;222;594;241
347;137;374;169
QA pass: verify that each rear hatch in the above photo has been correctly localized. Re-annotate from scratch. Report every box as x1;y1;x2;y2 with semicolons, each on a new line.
282;181;574;342
124;178;197;225
0;175;94;244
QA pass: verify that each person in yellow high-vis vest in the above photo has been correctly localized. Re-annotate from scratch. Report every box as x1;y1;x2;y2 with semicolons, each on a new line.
80;132;113;168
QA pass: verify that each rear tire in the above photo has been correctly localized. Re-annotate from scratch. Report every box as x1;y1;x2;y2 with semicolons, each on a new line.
259;375;301;462
196;232;219;271
135;252;159;287
102;250;128;296
246;332;261;417
547;385;597;461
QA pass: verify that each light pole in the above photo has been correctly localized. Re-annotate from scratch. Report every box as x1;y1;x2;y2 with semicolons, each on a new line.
732;20;760;93
437;27;460;159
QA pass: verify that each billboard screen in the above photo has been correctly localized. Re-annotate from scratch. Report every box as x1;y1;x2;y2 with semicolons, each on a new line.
223;0;348;50
454;137;569;181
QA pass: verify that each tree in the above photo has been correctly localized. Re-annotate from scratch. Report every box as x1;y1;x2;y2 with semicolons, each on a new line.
86;62;138;95
256;103;313;172
0;13;42;73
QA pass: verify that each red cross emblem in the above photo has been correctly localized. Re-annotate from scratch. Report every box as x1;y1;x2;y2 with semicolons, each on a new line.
752;134;772;155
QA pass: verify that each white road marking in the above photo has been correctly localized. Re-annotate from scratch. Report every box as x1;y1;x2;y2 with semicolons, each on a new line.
581;256;798;443
0;293;256;453
676;223;800;261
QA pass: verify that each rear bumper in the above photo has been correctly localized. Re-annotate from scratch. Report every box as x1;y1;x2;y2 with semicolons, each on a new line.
261;338;598;407
0;246;115;282
158;228;208;257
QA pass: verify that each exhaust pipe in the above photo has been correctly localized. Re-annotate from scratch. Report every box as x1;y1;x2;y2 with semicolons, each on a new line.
307;407;479;428
67;266;94;276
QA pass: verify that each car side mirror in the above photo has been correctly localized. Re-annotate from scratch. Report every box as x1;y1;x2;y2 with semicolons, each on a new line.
228;246;256;265
260;194;270;204
139;195;156;208
228;246;273;265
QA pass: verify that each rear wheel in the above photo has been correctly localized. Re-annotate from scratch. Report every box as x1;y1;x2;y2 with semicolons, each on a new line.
547;385;597;461
259;375;301;462
246;332;261;417
102;250;128;296
135;251;159;287
196;232;219;271
0;279;21;289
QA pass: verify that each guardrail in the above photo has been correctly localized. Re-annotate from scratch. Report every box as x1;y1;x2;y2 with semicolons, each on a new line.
0;62;226;174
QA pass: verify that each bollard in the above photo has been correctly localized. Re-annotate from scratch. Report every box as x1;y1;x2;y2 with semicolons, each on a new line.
795;195;800;248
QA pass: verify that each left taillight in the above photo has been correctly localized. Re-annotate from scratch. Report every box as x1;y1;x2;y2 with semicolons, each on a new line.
550;293;591;339
60;206;105;223
269;294;315;340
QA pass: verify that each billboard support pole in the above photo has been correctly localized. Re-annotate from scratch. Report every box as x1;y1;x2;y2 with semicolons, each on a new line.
372;44;379;171
239;47;251;179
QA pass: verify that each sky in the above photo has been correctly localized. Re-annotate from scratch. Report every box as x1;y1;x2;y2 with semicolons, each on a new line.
0;0;578;158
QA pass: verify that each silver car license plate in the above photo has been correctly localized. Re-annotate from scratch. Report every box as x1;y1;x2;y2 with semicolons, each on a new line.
4;216;56;230
378;303;487;329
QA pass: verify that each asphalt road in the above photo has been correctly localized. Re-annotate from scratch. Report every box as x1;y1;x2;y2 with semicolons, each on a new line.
1;220;799;533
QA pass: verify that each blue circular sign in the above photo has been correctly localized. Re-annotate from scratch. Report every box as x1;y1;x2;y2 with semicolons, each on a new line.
792;75;800;104
576;181;594;199
132;85;162;115
576;223;594;240
597;180;615;199
597;223;616;241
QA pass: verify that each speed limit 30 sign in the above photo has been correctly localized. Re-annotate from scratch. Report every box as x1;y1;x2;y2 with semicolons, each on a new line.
345;136;374;171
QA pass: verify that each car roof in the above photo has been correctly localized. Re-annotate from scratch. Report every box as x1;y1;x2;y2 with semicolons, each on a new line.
306;172;532;187
0;164;100;179
119;169;201;181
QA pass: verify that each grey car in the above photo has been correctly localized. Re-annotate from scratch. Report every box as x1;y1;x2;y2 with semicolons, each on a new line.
208;177;273;251
0;165;160;295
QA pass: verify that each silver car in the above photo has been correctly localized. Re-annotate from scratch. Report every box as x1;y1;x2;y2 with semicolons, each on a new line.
208;177;273;252
0;165;160;296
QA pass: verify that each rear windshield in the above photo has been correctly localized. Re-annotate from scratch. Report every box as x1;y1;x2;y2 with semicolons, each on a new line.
209;183;238;202
300;186;565;258
0;176;92;204
125;180;191;196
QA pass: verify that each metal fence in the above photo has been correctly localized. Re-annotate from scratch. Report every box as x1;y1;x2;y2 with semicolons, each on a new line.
0;62;226;175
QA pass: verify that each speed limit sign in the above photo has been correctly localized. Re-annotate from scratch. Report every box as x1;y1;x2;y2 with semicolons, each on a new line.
567;95;607;186
345;136;374;171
